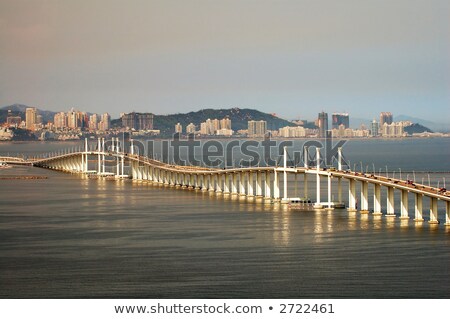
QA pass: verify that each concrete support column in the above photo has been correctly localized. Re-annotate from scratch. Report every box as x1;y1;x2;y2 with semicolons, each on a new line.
348;179;357;211
265;171;271;199
208;174;215;192
223;174;230;194
414;193;424;221
400;189;409;219
239;172;246;196
84;138;89;172
256;172;263;197
247;172;254;197
172;172;177;185
231;173;238;194
337;177;342;203
373;184;382;215
97;138;101;174
360;181;369;213
198;174;202;188
101;138;105;174
283;146;288;201
273;170;280;200
131;161;136;179
215;175;222;192
445;201;450;226
201;175;207;191
315;147;321;207
304;173;308;199
146;166;150;180
194;175;199;189
327;175;332;209
304;146;308;169
429;198;438;224
315;173;321;205
386;187;395;217
164;170;169;185
138;165;143;180
149;167;154;181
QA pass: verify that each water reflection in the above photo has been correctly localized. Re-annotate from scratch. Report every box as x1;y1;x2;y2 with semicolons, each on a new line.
360;213;369;230
347;211;357;230
272;209;290;247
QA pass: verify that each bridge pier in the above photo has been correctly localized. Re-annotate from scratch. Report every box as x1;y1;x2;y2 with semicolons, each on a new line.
247;172;254;197
445;201;450;226
208;174;215;192
215;175;222;193
429;198;439;224
239;172;246;196
304;173;308;199
400;189;409;219
193;174;198;189
265;171;271;200
223;174;230;194
360;181;369;213
256;172;263;197
414;193;424;222
373;184;382;215
348;179;357;211
327;175;332;209
386;187;396;218
337;177;342;204
273;170;280;201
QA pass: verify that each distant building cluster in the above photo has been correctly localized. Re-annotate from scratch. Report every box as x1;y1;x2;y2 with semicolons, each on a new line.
53;109;110;131
121;112;154;131
332;113;349;129
278;126;307;137
247;120;267;137
1;106;443;141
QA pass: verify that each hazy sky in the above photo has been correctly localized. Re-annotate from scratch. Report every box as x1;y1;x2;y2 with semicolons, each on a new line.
0;0;449;122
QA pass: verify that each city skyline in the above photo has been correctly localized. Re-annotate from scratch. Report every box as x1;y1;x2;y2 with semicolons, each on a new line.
0;0;449;122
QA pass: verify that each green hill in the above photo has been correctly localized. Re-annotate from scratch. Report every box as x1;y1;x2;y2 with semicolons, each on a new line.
1;104;56;124
152;108;301;135
404;123;433;135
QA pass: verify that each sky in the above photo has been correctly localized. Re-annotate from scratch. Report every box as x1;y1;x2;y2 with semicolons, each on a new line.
0;0;449;122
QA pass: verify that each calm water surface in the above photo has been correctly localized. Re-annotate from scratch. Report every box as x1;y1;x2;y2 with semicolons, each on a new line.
0;139;449;298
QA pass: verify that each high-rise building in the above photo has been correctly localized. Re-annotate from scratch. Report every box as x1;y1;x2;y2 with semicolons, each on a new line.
380;112;393;127
122;112;154;130
175;123;182;133
371;120;379;137
6;116;22;126
318;112;328;138
248;120;267;137
212;119;220;133
89;114;98;130
278;126;306;137
54;112;67;129
332;113;349;129
26;107;37;130
67;109;78;129
186;123;196;134
220;118;231;130
200;122;208;135
99;113;111;131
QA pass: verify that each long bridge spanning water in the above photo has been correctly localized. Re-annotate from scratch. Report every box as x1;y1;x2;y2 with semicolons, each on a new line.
1;138;449;225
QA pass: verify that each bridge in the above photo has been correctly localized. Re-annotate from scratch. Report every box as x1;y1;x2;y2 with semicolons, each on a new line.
1;138;449;225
